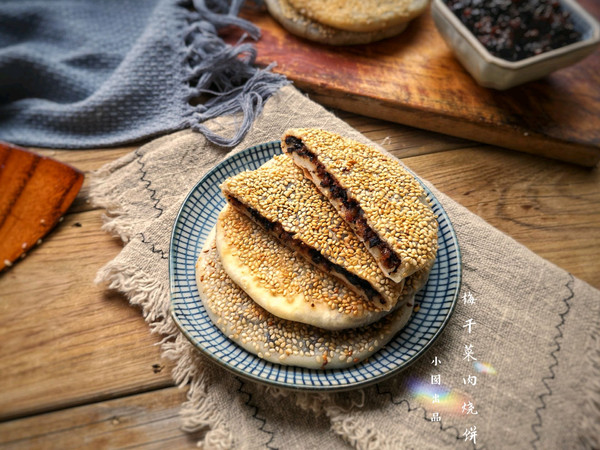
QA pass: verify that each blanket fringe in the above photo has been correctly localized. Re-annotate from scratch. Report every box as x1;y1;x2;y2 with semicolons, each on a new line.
182;0;290;147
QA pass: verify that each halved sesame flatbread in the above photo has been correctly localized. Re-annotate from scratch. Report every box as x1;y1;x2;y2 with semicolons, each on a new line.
197;228;416;369
265;0;409;46
221;154;404;311
282;128;438;283
287;0;429;33
217;204;394;330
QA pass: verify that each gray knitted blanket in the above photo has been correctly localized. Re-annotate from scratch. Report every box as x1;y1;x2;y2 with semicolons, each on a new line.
0;0;288;148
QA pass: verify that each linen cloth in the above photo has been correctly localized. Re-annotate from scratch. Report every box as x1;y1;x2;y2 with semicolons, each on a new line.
90;85;600;449
0;0;287;148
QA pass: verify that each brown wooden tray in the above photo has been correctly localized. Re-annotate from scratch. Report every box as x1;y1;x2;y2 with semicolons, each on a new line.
238;1;600;166
0;142;84;271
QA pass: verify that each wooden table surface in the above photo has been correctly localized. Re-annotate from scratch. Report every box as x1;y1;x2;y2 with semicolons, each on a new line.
0;110;598;448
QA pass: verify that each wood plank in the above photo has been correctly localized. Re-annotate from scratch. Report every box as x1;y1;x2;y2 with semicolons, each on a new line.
400;145;600;287
1;115;597;443
0;143;84;270
32;147;137;173
32;147;137;214
0;387;192;450
0;210;175;421
237;2;600;166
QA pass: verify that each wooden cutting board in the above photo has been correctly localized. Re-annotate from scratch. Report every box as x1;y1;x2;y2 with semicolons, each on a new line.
237;1;600;166
0;142;84;271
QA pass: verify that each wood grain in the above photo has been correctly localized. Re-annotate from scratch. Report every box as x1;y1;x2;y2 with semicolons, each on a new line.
0;143;84;270
401;145;600;287
0;116;598;445
235;1;600;166
0;387;191;449
0;207;175;421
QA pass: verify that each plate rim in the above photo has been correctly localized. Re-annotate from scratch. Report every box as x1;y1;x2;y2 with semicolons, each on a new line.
169;141;462;392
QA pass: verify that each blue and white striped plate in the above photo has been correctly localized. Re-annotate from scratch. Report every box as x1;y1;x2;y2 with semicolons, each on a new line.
170;141;461;391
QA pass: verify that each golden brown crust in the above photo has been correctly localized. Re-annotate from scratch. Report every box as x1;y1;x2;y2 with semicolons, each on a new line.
221;154;404;309
282;128;438;282
264;0;409;46
287;0;429;33
216;204;391;330
196;227;416;369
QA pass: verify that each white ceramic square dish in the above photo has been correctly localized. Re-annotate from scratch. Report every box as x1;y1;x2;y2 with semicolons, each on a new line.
431;0;600;89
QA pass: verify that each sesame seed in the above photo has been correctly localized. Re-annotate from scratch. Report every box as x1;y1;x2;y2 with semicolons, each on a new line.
196;231;417;370
217;205;392;330
221;154;404;310
282;128;439;280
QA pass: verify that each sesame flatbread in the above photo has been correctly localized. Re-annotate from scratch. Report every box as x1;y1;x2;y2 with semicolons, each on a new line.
282;128;438;283
197;228;416;369
217;204;395;330
287;0;429;33
265;0;409;46
221;154;404;311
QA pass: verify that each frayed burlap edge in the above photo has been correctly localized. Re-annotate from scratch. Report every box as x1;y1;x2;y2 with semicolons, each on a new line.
579;308;600;450
90;163;236;448
93;260;235;449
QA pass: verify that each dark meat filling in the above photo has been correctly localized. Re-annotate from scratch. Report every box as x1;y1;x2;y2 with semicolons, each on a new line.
226;195;383;303
285;136;401;273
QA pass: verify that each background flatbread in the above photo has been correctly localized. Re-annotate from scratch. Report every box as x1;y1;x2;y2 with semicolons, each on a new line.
287;0;429;33
265;0;409;46
197;228;416;369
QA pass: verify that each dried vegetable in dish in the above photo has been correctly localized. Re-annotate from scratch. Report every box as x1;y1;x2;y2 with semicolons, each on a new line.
445;0;582;61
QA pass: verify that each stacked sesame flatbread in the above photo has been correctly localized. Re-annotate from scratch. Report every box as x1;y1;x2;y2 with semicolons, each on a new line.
195;129;438;369
264;0;429;45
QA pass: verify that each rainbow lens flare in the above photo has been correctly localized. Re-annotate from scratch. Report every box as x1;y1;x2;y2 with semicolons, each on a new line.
473;361;497;375
406;377;473;415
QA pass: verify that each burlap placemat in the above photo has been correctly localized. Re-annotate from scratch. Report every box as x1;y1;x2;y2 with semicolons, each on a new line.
90;85;599;449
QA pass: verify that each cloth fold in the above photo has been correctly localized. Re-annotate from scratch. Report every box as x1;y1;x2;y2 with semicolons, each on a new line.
90;85;600;449
0;0;288;148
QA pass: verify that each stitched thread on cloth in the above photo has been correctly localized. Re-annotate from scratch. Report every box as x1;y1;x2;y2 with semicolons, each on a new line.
95;261;236;448
530;274;574;449
579;284;600;450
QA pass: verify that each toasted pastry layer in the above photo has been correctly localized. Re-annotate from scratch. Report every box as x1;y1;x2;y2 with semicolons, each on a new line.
216;204;397;330
264;0;409;46
196;228;415;369
287;0;429;33
282;128;438;282
221;154;404;310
